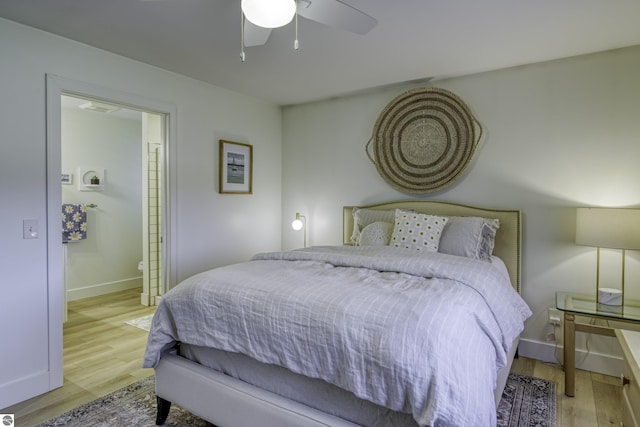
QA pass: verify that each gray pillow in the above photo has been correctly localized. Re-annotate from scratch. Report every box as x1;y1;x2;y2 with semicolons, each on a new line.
438;216;500;261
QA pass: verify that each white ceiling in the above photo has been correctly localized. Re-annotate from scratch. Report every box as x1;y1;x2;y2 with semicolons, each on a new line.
2;0;640;106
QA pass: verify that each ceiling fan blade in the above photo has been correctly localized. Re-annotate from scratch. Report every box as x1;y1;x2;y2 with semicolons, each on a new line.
243;20;273;47
297;0;377;35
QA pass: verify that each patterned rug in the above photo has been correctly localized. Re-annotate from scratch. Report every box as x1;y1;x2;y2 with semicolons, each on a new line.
36;376;212;427
124;314;154;332
497;373;556;427
36;373;555;426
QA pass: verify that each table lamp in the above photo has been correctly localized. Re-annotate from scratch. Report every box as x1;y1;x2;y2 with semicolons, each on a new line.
292;212;306;248
575;207;640;305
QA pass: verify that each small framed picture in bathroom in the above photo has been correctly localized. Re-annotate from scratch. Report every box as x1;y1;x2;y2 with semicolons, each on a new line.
61;173;73;185
219;140;252;194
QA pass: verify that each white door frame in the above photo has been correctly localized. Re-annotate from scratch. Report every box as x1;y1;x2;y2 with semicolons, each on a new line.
45;74;177;389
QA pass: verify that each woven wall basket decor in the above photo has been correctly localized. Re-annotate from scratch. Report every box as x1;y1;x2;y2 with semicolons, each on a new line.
366;87;483;194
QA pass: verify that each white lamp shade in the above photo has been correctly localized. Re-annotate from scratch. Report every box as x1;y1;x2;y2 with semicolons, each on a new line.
241;0;296;29
576;207;640;250
292;219;303;230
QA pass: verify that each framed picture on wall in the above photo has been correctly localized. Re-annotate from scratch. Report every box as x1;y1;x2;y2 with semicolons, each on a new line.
219;140;253;194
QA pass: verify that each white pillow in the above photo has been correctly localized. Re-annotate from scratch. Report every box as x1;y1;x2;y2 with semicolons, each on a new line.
350;208;396;244
438;216;500;261
390;209;448;252
357;221;394;246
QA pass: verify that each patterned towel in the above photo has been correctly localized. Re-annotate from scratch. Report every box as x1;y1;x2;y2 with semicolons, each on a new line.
62;204;88;243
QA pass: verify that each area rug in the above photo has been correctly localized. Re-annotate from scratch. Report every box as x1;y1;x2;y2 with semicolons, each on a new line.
36;376;212;427
124;314;154;332
37;373;555;426
497;373;556;427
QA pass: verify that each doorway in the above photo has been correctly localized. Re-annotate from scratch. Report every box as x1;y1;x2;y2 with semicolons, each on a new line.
46;75;177;392
60;95;164;313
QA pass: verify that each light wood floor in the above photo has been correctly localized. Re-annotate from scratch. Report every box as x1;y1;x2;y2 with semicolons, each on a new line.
5;289;623;426
5;288;156;426
509;353;622;426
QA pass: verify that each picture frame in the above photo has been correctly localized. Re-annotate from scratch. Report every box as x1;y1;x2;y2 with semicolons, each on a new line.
219;140;253;194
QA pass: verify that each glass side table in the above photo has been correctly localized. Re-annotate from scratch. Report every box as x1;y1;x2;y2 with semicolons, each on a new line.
556;292;640;397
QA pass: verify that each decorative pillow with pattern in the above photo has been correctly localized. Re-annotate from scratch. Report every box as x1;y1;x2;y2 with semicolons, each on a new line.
350;208;396;244
357;221;394;246
390;209;448;252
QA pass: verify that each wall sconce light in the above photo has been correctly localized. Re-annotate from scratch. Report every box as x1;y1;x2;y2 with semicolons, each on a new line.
292;212;306;248
576;207;640;305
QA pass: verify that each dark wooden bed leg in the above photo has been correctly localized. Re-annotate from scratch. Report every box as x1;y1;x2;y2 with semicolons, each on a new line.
156;396;172;425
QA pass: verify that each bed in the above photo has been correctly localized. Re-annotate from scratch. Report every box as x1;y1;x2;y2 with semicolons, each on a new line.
143;200;531;427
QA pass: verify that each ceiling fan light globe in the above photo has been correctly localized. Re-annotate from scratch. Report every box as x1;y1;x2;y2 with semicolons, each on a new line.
241;0;296;29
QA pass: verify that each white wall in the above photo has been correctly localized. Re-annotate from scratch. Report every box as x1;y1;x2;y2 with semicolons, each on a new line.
282;45;640;375
3;10;639;409
0;18;282;408
62;107;143;299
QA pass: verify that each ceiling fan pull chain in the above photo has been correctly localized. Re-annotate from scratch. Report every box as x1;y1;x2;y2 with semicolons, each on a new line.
294;0;299;50
240;10;246;62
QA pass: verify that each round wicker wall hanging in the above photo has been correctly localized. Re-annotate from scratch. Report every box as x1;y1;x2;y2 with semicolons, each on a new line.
366;87;482;194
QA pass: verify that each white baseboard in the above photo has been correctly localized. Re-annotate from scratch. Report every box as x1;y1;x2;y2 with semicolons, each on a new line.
518;337;623;377
0;370;50;410
66;277;142;301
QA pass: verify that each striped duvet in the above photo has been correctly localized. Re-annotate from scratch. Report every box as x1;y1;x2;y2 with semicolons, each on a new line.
143;245;531;427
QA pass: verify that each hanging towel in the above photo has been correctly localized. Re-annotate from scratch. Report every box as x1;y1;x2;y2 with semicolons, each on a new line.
62;204;88;243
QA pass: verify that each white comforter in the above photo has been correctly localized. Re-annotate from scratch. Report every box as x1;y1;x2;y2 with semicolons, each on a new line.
143;246;531;427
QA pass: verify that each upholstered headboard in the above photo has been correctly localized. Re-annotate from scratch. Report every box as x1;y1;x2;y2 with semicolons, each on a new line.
343;200;522;294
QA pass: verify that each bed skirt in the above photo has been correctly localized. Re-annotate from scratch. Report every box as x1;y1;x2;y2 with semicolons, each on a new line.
154;337;518;427
155;351;360;427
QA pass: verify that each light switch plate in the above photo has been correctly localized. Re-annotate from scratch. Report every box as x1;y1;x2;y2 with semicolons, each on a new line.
23;219;38;239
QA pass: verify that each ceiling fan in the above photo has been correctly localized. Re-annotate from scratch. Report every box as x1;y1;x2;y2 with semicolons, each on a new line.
241;0;378;48
141;0;377;60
